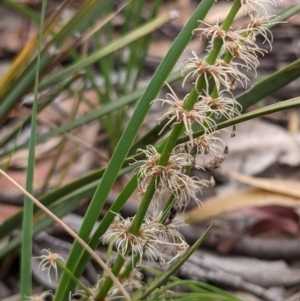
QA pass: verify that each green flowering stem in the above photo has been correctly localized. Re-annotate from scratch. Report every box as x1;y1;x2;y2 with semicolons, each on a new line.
89;3;243;294
121;1;243;282
122;0;242;281
97;0;241;298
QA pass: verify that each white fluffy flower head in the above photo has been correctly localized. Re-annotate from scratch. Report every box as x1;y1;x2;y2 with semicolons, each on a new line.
33;249;65;283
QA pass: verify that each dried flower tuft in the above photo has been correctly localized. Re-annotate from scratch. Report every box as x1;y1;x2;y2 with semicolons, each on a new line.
155;82;216;138
33;249;65;283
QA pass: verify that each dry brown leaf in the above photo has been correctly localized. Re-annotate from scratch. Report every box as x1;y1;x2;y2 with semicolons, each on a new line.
186;188;300;223
226;169;300;199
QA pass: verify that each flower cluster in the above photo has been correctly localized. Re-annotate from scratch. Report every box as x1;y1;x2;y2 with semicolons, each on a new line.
134;145;212;208
102;214;188;266
181;51;249;92
156;85;216;138
100;0;280;298
33;249;65;283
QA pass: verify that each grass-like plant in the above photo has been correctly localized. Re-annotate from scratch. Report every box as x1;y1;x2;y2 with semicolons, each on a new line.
1;0;300;300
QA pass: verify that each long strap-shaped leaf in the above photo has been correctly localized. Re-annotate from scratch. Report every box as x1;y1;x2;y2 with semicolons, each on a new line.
20;0;47;297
